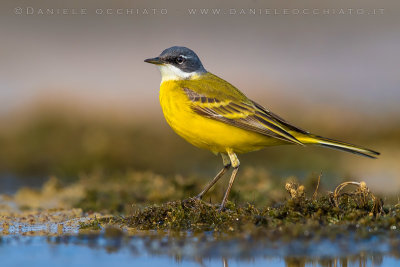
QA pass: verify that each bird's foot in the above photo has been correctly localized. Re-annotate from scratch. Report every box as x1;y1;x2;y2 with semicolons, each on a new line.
193;195;202;201
217;199;234;212
182;196;202;204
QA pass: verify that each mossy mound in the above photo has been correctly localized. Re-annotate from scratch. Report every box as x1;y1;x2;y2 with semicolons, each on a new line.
85;185;400;240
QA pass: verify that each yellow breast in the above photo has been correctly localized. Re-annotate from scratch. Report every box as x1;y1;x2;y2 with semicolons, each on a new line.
159;79;283;154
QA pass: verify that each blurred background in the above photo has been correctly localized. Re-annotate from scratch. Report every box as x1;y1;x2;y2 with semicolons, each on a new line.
0;0;399;209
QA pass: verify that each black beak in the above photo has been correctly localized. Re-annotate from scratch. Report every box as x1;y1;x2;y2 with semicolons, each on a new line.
144;57;163;65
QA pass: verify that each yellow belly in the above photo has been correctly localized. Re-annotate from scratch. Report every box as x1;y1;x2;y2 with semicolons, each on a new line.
159;81;287;154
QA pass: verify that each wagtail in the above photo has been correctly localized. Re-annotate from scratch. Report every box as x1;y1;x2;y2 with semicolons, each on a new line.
145;46;379;211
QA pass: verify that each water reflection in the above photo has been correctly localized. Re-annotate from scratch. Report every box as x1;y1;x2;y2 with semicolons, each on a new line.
1;229;399;267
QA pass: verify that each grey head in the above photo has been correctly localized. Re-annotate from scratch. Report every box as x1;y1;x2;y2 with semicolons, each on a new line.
144;46;206;74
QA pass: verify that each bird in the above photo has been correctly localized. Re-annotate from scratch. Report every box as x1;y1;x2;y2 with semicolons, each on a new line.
144;46;380;211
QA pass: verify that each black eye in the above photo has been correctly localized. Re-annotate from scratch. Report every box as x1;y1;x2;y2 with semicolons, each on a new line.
176;56;185;64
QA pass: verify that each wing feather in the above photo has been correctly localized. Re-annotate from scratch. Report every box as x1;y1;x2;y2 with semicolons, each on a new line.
251;101;309;135
183;87;304;145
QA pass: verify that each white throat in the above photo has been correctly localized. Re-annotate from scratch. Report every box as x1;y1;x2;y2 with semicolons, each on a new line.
158;64;196;82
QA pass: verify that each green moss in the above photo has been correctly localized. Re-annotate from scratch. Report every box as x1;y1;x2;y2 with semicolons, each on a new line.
76;181;400;240
79;218;102;230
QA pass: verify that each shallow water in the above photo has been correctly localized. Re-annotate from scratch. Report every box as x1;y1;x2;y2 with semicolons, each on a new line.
1;234;400;267
1;217;400;267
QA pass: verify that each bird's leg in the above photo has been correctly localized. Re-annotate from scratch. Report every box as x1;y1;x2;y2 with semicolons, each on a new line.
195;153;231;200
195;166;229;200
219;151;240;212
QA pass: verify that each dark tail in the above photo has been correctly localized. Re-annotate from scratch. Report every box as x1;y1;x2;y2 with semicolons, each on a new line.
298;134;380;159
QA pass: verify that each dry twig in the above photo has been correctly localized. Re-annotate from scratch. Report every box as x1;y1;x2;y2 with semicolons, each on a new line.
332;180;383;216
312;172;322;201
